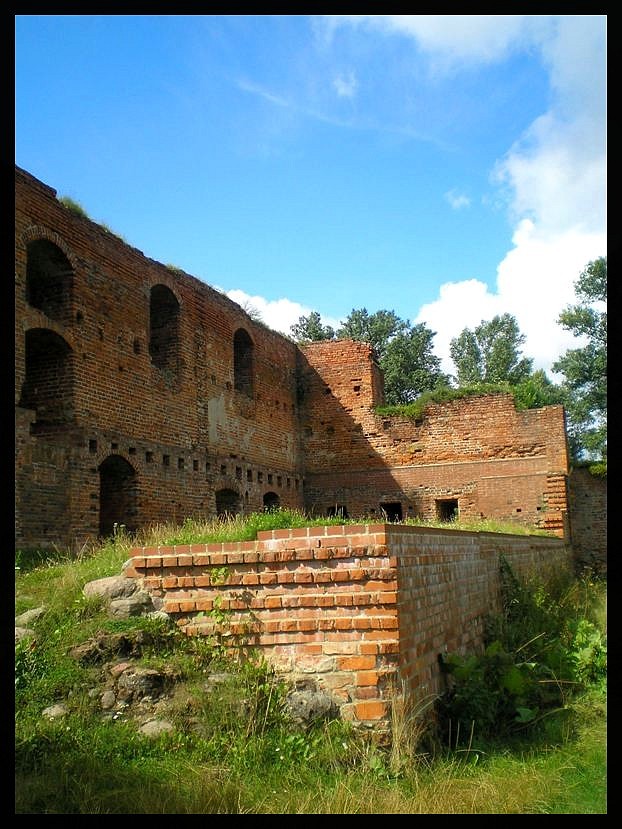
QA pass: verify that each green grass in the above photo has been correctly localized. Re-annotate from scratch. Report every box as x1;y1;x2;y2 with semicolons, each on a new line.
15;512;606;814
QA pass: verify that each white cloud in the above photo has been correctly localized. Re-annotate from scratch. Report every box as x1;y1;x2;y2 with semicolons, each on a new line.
416;219;605;378
325;15;606;379
225;289;341;338
333;70;357;98
231;16;606;383
445;189;471;210
320;15;542;72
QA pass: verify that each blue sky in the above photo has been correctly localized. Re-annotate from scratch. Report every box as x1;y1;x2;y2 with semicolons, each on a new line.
15;15;606;378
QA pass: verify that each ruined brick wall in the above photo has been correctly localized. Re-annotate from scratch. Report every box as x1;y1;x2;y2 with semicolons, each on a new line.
15;165;596;560
16;166;304;550
125;523;572;730
300;340;570;533
567;468;607;574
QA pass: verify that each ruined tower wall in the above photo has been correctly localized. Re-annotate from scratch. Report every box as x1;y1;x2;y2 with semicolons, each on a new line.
300;342;570;531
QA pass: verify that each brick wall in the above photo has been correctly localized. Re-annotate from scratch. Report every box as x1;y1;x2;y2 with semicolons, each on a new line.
15;165;601;568
125;523;572;730
299;341;570;532
567;468;607;574
16;166;305;550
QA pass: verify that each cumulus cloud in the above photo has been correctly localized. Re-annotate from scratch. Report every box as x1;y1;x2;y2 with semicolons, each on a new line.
326;14;606;378
229;16;606;381
416;220;606;378
445;189;471;210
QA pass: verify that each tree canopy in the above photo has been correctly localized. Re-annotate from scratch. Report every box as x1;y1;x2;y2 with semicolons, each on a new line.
290;307;450;405
552;257;607;463
289;311;335;343
449;313;533;385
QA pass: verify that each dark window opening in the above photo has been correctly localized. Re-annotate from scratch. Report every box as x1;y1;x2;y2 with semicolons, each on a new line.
233;328;254;396
98;455;137;537
216;488;241;518
19;328;74;430
327;504;349;519
149;284;180;375
436;499;459;522
380;502;403;522
26;239;73;323
263;492;280;511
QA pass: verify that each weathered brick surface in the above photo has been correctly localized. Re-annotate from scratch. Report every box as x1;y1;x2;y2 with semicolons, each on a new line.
15;165;603;573
125;524;572;729
16;166;304;549
567;467;607;574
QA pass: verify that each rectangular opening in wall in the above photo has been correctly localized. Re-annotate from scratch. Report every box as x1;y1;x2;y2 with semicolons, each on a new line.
163;454;170;467
221;464;227;475
380;502;402;522
178;458;184;470
236;466;242;480
146;451;153;463
436;499;458;523
193;460;199;471
247;469;253;482
89;439;97;453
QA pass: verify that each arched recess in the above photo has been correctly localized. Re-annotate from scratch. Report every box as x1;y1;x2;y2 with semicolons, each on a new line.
98;455;138;537
263;492;280;511
26;239;74;323
149;284;180;376
215;488;241;518
19;328;74;431
233;328;254;397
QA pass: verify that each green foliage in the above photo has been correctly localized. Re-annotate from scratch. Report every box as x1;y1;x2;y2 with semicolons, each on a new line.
59;195;89;218
290;310;336;342
552;257;607;465
291;307;450;405
436;559;606;745
449;313;533;385
375;381;558;422
160;509;359;546
15;515;606;814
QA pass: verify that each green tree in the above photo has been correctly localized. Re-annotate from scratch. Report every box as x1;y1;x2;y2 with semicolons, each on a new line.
449;313;533;385
290;311;335;343
336;308;407;359
552;257;607;463
382;326;449;404
291;307;450;406
511;369;565;410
